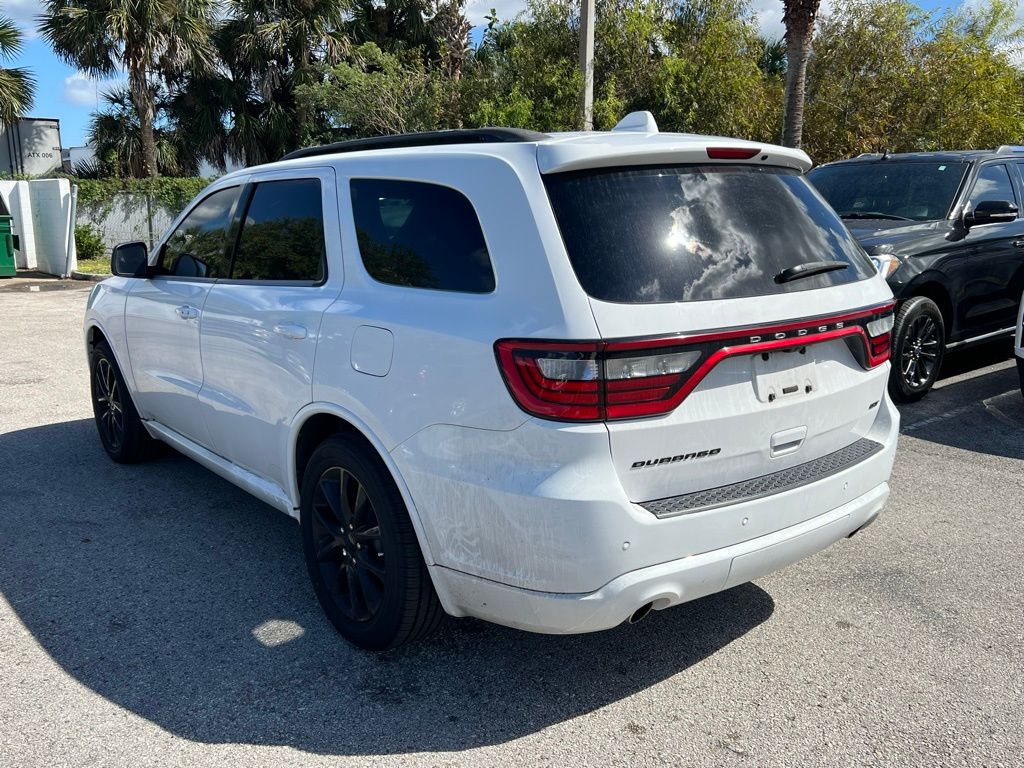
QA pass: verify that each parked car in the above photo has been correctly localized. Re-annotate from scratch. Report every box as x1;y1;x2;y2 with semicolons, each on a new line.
84;114;898;650
1016;292;1024;396
808;148;1024;402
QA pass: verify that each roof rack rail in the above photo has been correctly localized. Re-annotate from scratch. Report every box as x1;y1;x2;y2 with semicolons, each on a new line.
996;145;1024;154
281;128;549;161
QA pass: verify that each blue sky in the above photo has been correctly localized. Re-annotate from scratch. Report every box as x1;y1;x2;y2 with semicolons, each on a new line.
0;0;1004;147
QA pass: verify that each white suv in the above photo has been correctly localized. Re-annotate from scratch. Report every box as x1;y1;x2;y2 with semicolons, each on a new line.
85;113;899;650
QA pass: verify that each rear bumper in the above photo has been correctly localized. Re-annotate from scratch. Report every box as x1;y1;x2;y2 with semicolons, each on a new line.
429;481;889;634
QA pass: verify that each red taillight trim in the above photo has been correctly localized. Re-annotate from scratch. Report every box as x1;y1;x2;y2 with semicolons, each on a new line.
495;303;895;422
706;147;761;160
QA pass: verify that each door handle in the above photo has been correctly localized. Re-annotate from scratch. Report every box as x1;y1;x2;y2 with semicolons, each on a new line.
1012;239;1024;248
273;323;308;340
174;304;200;320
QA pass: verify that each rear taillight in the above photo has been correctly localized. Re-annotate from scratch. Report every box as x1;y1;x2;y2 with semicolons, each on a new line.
496;303;896;422
866;313;894;364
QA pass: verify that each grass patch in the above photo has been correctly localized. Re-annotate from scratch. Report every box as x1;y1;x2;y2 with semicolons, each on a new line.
75;257;111;276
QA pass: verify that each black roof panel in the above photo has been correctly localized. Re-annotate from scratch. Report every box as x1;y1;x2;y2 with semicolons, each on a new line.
815;149;1021;168
282;128;549;161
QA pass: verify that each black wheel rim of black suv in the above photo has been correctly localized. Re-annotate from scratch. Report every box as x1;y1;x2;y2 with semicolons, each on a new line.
94;358;124;451
311;467;386;623
901;315;940;389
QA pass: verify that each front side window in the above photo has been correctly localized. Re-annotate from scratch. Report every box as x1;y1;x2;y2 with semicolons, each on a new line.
970;164;1017;207
160;187;239;278
808;161;968;222
545;165;874;304
231;179;326;281
350;179;494;293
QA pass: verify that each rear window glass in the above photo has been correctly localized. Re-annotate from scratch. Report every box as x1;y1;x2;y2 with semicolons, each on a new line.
544;165;873;304
350;179;494;293
808;161;968;221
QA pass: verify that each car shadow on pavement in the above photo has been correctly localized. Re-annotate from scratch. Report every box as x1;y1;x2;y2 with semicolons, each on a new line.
0;419;774;756
898;344;1023;460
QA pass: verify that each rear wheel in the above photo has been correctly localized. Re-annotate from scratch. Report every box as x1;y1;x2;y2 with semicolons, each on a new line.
300;435;444;650
89;341;156;463
889;296;945;403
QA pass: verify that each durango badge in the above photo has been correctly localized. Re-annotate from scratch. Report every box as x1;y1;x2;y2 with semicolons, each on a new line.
631;449;722;469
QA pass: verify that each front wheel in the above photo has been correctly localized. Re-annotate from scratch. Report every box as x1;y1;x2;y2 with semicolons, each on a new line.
89;341;157;463
300;435;445;650
889;296;945;403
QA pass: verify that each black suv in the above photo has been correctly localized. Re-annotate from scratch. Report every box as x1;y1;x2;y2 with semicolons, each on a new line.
809;148;1024;401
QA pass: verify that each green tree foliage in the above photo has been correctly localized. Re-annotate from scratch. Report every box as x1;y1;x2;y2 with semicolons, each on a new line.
48;0;1024;176
39;0;216;178
297;43;452;139
88;87;197;177
0;16;35;125
804;0;1024;160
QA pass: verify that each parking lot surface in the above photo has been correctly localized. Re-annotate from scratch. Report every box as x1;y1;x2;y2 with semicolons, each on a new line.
1;281;1022;767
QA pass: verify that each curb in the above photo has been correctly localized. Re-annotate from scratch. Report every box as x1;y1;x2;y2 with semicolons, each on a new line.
70;271;109;282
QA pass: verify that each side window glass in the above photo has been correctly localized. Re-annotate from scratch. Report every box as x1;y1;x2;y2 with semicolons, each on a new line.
160;187;238;278
231;179;326;282
971;164;1017;207
350;179;494;293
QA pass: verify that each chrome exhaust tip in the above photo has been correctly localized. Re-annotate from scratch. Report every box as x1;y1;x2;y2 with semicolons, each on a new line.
628;602;654;624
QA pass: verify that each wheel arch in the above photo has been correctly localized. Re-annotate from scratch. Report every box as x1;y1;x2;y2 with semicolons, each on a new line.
288;404;437;566
901;279;953;338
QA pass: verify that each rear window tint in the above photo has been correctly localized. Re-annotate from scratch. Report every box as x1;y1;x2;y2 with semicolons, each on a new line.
544;165;874;304
350;179;494;293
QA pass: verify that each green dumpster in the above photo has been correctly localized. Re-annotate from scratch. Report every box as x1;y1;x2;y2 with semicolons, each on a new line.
0;194;17;278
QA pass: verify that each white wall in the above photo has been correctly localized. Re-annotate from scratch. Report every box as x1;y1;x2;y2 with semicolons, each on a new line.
0;179;75;276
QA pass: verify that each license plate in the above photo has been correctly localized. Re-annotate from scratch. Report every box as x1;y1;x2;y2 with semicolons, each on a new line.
752;349;818;404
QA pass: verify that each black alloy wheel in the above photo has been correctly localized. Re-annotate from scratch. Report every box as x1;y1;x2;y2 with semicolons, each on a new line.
900;314;941;389
889;296;945;403
89;340;156;463
310;467;387;623
300;435;445;650
93;357;124;453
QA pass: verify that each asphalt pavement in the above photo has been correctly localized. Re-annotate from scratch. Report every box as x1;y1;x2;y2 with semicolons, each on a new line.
1;278;1022;767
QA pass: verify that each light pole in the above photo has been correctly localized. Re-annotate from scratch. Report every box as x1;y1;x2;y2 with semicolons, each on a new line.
578;0;595;130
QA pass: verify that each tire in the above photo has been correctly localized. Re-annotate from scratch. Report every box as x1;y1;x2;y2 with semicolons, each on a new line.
888;296;945;403
300;435;445;651
89;341;157;463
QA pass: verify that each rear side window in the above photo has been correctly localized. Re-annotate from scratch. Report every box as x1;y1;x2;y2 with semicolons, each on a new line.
545;165;874;304
350;179;494;293
971;164;1017;206
160;187;239;278
231;179;326;282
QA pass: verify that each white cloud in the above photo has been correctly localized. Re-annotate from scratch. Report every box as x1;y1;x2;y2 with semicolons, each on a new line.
64;72;99;107
2;0;41;39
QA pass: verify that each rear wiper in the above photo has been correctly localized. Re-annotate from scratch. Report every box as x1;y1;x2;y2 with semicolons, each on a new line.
774;261;849;284
838;211;913;221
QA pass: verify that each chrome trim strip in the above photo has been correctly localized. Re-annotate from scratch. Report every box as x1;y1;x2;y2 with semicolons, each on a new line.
945;326;1015;349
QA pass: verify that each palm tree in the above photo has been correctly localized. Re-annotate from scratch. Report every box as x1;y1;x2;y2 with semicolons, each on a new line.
429;0;471;81
349;0;432;53
88;86;194;177
0;16;36;125
39;0;215;177
781;0;820;148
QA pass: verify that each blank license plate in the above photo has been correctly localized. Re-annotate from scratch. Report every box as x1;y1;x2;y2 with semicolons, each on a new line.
752;349;818;404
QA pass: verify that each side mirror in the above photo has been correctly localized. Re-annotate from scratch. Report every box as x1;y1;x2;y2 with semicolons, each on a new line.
111;241;150;278
965;199;1018;228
